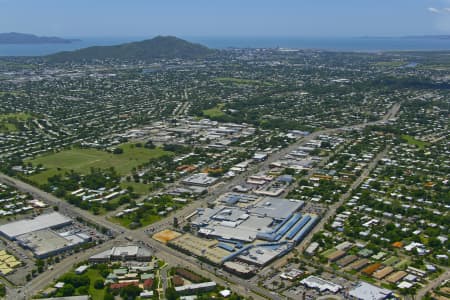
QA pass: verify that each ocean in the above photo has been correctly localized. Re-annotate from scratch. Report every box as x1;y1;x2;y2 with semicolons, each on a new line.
0;36;449;56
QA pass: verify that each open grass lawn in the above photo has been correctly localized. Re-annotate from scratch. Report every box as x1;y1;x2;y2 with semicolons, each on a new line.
321;248;337;257
383;256;399;266
86;269;106;300
401;134;430;149
394;258;410;269
0;91;27;96
374;61;406;67
0;112;32;132
120;182;155;195
110;213;162;228
0;113;31;121
26;143;172;185
202;104;225;118
215;77;271;85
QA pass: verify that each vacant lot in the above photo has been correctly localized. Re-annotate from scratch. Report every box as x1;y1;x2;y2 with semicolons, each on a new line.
26;143;172;184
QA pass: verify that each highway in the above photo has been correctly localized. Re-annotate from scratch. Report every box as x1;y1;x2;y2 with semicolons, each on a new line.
0;102;405;299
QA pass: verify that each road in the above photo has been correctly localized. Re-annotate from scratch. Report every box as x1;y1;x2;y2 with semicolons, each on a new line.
0;102;403;299
265;147;388;273
0;172;269;300
14;239;123;299
415;268;450;299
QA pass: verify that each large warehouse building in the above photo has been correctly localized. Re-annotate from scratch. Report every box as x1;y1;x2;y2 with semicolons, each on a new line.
0;212;91;258
0;212;72;240
89;245;153;263
192;197;308;243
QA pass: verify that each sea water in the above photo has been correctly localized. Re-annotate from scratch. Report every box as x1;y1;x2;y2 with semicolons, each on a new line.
1;36;450;56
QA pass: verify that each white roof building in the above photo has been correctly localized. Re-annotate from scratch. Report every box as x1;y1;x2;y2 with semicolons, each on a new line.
0;212;72;239
349;282;393;300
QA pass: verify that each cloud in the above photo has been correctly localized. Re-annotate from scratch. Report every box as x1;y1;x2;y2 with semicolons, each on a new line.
428;7;442;14
428;7;450;14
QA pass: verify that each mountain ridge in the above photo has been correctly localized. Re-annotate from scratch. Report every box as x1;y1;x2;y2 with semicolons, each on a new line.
47;36;216;62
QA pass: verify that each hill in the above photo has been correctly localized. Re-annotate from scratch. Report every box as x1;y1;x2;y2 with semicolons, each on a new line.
0;32;79;44
47;36;215;62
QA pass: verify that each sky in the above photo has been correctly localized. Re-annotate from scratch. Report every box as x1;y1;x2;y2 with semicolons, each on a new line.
1;0;450;38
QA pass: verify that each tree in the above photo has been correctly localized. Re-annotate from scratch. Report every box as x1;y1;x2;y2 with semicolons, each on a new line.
60;283;75;296
120;285;142;300
94;279;105;289
428;237;441;248
113;147;124;154
165;287;179;300
145;140;156;149
103;293;115;300
78;286;89;295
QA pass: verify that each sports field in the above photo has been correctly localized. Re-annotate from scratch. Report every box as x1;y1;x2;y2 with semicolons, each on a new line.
26;143;172;184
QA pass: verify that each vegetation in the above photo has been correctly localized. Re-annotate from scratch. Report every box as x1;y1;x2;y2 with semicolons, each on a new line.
26;144;172;184
0;112;33;132
202;104;225;118
47;36;216;62
401;134;429;149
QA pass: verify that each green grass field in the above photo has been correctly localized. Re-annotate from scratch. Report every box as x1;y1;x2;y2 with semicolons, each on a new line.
401;134;430;149
86;269;106;300
0;91;27;96
215;77;270;85
383;256;399;266
375;61;406;67
321;248;337;257
26;143;172;184
0;112;32;132
394;258;410;269
110;214;162;228
120;181;155;195
202;104;225;118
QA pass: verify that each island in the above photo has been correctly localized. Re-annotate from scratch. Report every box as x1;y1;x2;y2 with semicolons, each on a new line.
0;32;80;44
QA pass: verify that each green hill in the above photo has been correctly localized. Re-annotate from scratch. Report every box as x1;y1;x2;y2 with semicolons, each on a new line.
47;36;215;62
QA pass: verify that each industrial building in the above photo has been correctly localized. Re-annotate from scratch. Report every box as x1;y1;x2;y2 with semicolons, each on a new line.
0;212;72;240
89;245;152;263
181;173;219;187
175;282;217;295
16;229;90;259
300;275;342;293
236;243;292;266
186;194;319;271
193;197;309;243
348;281;393;300
0;212;91;258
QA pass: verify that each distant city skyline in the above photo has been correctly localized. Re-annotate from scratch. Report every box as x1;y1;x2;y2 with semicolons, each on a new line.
1;0;450;37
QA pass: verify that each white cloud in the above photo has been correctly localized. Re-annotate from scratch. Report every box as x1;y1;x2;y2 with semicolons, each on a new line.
428;7;442;14
428;6;450;14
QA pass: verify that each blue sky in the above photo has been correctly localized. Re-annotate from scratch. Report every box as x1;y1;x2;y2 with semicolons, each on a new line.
1;0;449;37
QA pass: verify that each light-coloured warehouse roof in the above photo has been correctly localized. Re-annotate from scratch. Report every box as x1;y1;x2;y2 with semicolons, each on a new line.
0;212;72;239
